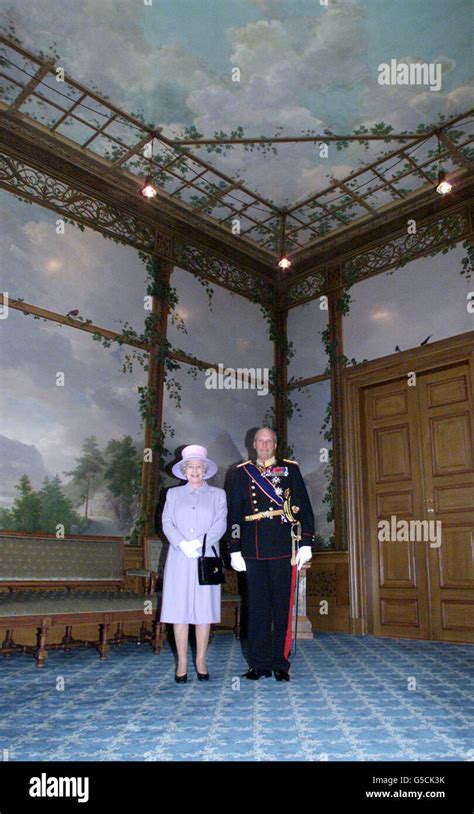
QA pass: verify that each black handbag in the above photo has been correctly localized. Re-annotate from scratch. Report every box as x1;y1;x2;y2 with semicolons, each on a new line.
198;533;225;585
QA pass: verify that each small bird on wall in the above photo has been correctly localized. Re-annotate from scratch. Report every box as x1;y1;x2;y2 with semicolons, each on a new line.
395;335;433;353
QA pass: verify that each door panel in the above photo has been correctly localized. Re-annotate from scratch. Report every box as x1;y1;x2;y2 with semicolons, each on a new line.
363;360;474;643
418;363;474;643
364;381;431;639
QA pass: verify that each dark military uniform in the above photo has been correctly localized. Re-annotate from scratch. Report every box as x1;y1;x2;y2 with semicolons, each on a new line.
229;457;315;672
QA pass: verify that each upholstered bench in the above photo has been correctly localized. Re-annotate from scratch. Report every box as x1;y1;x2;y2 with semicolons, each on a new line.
0;532;165;668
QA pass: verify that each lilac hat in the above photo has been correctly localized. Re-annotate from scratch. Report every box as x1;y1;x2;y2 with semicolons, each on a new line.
171;444;218;480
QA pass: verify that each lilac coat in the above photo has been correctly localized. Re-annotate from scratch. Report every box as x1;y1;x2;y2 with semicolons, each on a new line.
160;481;228;624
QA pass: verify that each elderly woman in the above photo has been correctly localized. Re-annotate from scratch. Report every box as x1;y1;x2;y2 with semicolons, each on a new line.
160;445;227;683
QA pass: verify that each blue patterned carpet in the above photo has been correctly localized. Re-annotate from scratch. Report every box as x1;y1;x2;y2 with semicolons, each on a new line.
0;633;473;762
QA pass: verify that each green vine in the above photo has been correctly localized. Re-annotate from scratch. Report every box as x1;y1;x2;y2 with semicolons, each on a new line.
460;239;474;282
257;303;299;457
319;400;335;550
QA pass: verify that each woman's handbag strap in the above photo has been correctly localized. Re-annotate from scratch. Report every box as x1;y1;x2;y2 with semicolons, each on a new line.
201;533;218;558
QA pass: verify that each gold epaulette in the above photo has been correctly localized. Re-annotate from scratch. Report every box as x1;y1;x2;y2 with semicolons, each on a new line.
237;460;251;468
283;458;299;465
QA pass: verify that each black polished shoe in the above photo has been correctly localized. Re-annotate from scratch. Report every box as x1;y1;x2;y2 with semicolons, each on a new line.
273;670;290;682
241;668;272;680
197;671;209;681
175;673;187;683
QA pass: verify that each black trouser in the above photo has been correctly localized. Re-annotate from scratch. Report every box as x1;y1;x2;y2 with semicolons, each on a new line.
245;556;293;672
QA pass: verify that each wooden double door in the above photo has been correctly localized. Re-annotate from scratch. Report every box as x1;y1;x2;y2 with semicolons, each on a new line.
345;332;474;643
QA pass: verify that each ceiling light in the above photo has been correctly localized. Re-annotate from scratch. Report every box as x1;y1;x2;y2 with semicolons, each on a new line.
436;169;452;195
141;175;158;199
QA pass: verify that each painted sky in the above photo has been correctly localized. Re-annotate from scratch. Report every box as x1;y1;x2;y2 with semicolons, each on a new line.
1;0;472;204
0;0;472;537
0;191;272;486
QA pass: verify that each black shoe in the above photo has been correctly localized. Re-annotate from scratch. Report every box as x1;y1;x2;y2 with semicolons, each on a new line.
175;673;187;683
273;670;290;682
197;671;209;681
241;668;272;680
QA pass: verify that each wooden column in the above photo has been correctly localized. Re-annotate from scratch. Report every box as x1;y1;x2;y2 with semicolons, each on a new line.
140;257;173;545
328;282;347;551
273;290;289;451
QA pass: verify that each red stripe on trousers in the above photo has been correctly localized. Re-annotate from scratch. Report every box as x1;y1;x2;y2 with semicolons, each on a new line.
284;563;298;661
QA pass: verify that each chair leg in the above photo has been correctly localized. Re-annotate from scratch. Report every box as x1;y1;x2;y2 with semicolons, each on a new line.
138;622;147;644
160;623;167;648
1;629;14;656
151;621;166;654
35;622;48;668
98;624;110;660
151;621;160;654
61;625;73;651
234;606;241;640
114;623;124;644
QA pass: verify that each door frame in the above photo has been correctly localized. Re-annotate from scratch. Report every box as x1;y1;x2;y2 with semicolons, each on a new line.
342;330;474;636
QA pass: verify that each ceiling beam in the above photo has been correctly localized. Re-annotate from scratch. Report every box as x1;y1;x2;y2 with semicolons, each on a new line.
285;181;474;293
173;133;429;146
7;59;55;113
0;112;278;278
438;131;474;171
334;179;378;216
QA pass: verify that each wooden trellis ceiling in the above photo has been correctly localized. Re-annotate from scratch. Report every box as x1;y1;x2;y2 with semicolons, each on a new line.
281;123;473;250
1;35;473;287
0;36;279;270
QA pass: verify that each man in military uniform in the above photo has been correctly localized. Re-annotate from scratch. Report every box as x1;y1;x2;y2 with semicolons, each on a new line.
229;427;314;681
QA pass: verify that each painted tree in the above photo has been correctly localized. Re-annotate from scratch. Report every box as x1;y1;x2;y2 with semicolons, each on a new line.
38;475;82;535
64;436;106;523
10;475;42;532
103;436;142;531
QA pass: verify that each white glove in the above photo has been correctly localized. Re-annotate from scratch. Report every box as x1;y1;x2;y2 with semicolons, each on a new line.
296;545;312;571
231;552;246;572
178;539;201;558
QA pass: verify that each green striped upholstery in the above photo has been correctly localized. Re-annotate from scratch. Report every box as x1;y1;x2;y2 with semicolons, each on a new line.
0;535;123;582
0;589;159;616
